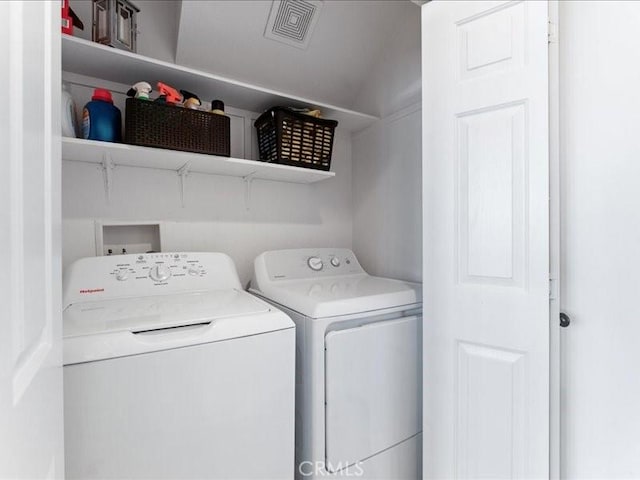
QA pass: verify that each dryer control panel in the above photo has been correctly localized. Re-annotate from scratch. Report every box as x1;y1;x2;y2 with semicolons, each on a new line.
254;248;365;282
63;252;242;308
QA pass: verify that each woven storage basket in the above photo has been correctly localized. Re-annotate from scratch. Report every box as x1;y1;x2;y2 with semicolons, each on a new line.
124;98;230;157
254;107;338;171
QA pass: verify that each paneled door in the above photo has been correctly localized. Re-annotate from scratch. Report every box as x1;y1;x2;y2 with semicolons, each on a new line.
422;1;552;478
0;1;64;478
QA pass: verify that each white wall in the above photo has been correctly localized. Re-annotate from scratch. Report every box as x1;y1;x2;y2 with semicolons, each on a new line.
352;104;422;282
560;2;640;477
62;127;352;286
352;5;421;118
351;3;421;282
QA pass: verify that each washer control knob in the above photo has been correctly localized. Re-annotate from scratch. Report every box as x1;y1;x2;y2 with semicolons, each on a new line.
149;264;171;282
116;269;129;281
188;267;199;276
307;256;323;271
330;256;341;267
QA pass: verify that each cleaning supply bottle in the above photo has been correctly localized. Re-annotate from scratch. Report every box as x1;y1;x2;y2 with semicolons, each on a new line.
126;81;152;100
210;99;225;115
82;88;122;142
61;82;78;138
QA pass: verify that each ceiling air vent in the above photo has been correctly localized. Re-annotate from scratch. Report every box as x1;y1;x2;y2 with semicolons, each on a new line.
264;0;324;50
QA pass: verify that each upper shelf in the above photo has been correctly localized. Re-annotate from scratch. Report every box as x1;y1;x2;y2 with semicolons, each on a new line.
62;137;335;184
61;35;379;133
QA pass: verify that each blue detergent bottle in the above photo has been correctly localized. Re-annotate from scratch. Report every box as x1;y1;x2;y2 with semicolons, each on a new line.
82;88;122;142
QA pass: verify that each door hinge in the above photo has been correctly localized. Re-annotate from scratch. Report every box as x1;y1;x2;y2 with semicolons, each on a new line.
549;277;558;300
548;21;558;44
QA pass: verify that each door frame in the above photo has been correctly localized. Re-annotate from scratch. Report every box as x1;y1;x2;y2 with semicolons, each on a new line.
548;1;561;478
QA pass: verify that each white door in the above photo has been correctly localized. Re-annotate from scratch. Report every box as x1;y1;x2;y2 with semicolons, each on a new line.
422;1;552;478
0;1;64;478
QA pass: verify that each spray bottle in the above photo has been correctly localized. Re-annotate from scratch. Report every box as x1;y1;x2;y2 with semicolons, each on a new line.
155;82;182;105
126;81;153;100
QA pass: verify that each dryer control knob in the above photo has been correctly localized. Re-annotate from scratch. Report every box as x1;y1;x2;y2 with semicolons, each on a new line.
188;267;199;276
307;256;323;271
149;264;171;282
330;256;341;267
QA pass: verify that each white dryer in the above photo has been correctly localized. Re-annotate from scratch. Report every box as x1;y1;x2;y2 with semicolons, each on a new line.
63;252;295;480
250;248;422;479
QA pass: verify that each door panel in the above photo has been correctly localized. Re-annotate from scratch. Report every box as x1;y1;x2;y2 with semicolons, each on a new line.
325;316;421;470
0;2;63;478
458;101;526;286
422;1;550;478
457;342;527;479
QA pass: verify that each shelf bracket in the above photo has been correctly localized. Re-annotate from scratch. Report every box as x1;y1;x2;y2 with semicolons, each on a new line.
178;162;191;208
243;172;256;211
99;153;115;204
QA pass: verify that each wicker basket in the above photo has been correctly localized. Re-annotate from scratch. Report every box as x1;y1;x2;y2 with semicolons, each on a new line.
254;107;338;171
124;98;230;157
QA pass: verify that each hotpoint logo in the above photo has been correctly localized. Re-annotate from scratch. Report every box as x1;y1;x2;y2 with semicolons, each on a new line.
298;460;364;477
79;288;105;294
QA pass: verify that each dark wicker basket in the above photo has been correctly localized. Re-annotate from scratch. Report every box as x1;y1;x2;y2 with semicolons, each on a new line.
254;107;338;171
124;98;230;157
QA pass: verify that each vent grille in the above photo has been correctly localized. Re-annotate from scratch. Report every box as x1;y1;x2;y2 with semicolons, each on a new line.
264;0;323;49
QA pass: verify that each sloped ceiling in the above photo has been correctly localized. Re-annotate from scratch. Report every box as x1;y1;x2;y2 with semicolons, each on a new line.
175;0;420;116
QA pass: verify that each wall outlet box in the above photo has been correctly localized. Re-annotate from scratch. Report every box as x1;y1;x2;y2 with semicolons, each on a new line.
95;221;164;256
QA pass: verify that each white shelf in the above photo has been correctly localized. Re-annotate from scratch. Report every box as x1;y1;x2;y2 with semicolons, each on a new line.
61;35;379;133
62;137;335;184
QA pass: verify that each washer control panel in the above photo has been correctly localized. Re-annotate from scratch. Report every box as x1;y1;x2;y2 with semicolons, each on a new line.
260;248;364;281
63;252;240;308
108;253;208;285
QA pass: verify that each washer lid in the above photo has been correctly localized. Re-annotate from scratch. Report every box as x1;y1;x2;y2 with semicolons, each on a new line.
63;289;270;338
252;274;422;318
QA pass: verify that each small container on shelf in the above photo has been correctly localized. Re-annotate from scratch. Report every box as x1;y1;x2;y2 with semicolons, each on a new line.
124;98;230;157
254;107;338;171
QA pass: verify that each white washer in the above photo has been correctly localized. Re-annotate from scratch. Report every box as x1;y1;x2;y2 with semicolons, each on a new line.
63;252;295;480
250;248;422;479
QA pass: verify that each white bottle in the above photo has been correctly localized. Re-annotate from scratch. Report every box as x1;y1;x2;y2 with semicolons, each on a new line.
62;82;78;138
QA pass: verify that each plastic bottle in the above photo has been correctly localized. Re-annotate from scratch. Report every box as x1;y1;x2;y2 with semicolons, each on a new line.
61;83;78;138
82;88;122;142
210;99;225;115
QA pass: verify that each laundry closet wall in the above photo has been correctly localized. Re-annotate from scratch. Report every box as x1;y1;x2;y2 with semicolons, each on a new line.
61;0;421;286
62;1;354;286
351;6;422;283
61;138;353;286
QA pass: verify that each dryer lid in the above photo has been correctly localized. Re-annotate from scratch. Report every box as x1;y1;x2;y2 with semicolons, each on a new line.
63;289;270;338
252;274;421;318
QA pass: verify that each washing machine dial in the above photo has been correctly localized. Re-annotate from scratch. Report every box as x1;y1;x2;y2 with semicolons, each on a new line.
188;267;200;276
330;256;341;267
149;264;171;282
116;269;129;281
307;256;323;271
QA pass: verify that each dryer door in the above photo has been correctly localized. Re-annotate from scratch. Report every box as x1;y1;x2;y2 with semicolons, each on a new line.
324;315;421;471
